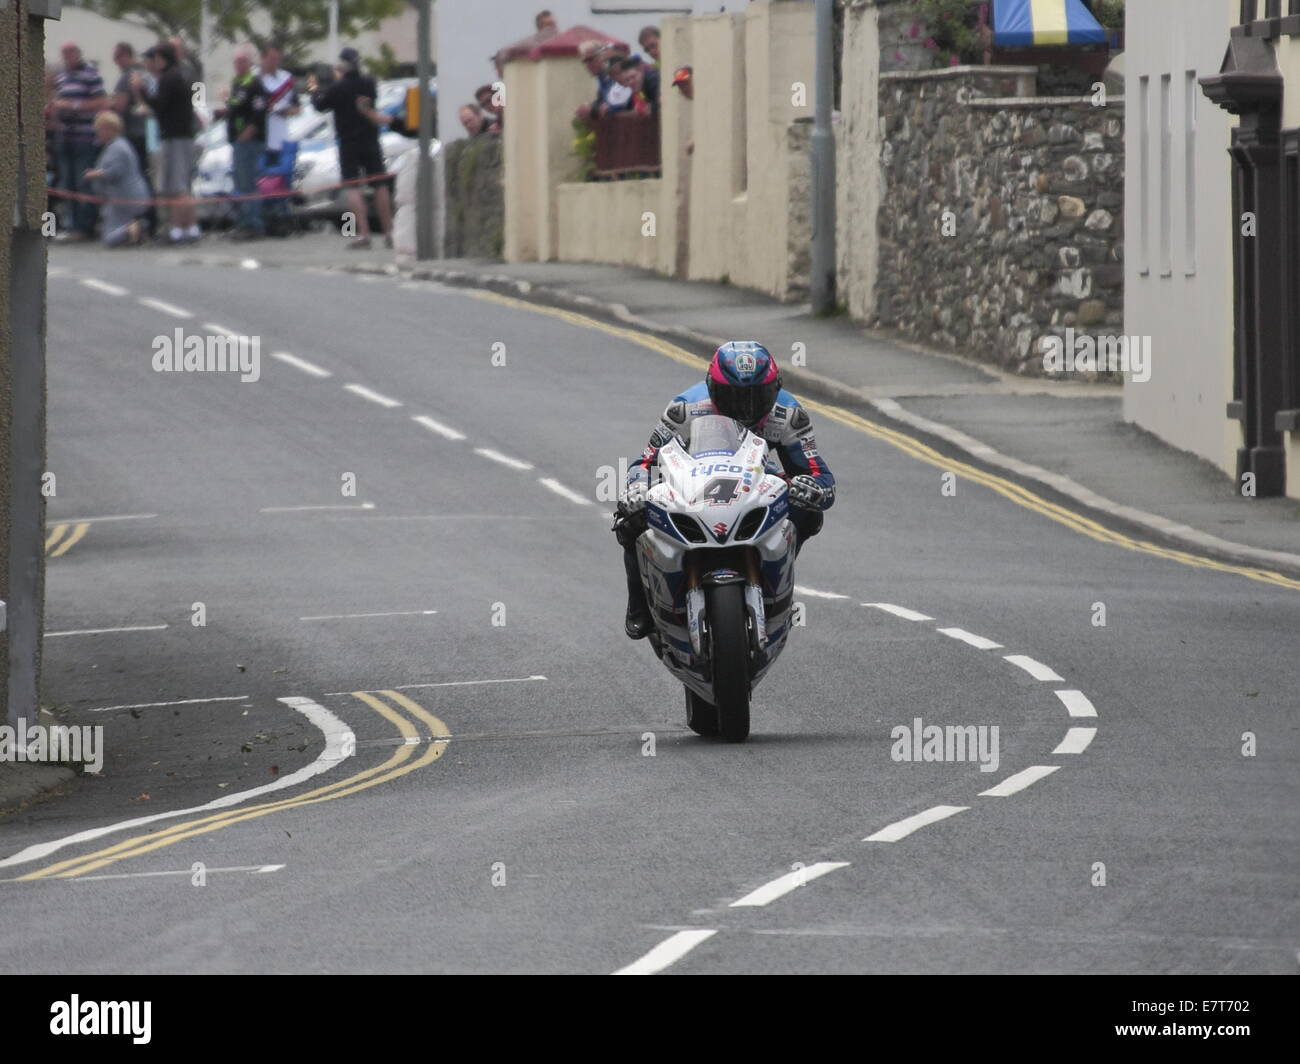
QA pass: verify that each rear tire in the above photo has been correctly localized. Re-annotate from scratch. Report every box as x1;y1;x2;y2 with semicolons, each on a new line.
685;687;719;737
706;583;751;742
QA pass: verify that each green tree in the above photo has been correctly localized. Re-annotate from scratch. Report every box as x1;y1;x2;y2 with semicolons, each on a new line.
83;0;405;70
213;1;405;69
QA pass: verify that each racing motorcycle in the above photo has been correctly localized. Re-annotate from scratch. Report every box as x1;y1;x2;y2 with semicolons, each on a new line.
632;415;798;742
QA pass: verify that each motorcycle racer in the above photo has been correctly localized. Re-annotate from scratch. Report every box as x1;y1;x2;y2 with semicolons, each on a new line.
614;341;835;640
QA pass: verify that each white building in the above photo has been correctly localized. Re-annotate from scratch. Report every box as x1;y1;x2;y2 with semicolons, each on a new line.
1123;0;1240;479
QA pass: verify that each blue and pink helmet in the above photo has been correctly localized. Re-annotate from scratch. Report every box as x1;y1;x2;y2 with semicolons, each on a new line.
707;341;781;427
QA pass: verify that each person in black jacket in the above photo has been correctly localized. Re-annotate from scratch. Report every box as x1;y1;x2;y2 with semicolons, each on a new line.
137;43;199;242
308;47;394;250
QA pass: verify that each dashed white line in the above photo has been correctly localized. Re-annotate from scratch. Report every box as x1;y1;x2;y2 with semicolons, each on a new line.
80;278;128;297
46;624;168;637
864;805;969;842
538;478;592;506
730;862;850;907
1003;654;1065;682
136;296;192;318
87;695;249;714
344;383;403;408
979;765;1060;797
300;609;438;621
272;351;332;378
863;602;933;621
474;448;534;471
1052;727;1097;755
613;929;718;975
795;586;850;600
201;322;240;337
936;627;1003;650
326;674;547;697
412;415;467;441
0;696;353;869
1055;689;1098;718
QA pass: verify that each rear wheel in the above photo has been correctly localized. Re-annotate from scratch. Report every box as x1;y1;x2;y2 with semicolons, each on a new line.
706;583;751;742
684;687;719;737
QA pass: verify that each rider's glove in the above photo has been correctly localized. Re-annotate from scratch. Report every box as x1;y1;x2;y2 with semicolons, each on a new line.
788;475;830;511
618;481;648;517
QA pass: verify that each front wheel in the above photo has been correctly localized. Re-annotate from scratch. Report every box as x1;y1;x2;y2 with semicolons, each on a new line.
705;583;751;742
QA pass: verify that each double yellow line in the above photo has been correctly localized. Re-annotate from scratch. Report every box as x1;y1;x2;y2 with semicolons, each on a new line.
18;690;450;881
467;288;1300;593
45;522;90;557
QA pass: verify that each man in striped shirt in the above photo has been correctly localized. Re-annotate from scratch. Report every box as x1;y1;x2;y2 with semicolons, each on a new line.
52;42;108;241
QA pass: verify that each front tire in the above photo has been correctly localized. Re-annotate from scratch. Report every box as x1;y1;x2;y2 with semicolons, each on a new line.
706;583;751;742
685;687;718;737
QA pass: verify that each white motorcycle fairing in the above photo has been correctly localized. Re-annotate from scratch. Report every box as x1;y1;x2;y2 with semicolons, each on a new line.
635;416;798;710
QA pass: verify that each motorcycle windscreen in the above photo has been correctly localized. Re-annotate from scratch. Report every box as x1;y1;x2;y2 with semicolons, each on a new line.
687;414;745;458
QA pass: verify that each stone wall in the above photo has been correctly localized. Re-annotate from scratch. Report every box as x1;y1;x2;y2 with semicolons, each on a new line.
443;134;504;259
874;67;1125;377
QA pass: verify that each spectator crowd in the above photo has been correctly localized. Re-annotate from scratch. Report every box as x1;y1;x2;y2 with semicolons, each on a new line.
45;35;403;250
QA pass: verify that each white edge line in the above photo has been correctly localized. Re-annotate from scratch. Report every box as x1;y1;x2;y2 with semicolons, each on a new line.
613;929;718;975
1052;727;1097;755
979;765;1060;798
474;447;534;471
0;697;354;869
271;351;332;378
324;675;547;697
412;415;467;441
46;624;168;637
538;478;593;506
936;627;1004;650
260;503;376;513
201;322;240;337
729;861;851;907
88;694;249;714
862;602;933;621
299;610;438;621
1055;689;1098;718
46;513;157;524
68;864;285;883
136;296;192;319
343;383;403;408
864;804;969;842
1002;654;1066;682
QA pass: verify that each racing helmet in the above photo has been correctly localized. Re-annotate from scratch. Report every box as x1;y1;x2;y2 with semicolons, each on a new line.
706;341;781;427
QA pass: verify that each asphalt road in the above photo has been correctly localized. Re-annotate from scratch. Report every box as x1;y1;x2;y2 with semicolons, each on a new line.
2;245;1296;974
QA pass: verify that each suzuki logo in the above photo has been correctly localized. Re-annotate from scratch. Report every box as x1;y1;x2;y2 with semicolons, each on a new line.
712;521;728;538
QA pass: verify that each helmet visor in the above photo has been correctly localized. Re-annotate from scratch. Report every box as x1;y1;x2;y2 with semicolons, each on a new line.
711;377;779;426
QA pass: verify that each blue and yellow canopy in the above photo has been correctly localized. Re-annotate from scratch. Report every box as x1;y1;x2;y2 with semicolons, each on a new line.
993;0;1109;47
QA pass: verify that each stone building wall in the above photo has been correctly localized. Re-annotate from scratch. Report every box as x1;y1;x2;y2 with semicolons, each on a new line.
873;67;1125;378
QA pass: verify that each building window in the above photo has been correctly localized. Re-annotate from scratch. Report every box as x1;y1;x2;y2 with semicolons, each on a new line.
1160;73;1173;277
1139;75;1150;276
1185;70;1197;275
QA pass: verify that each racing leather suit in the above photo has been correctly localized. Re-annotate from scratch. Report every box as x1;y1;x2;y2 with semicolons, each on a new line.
615;382;836;630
